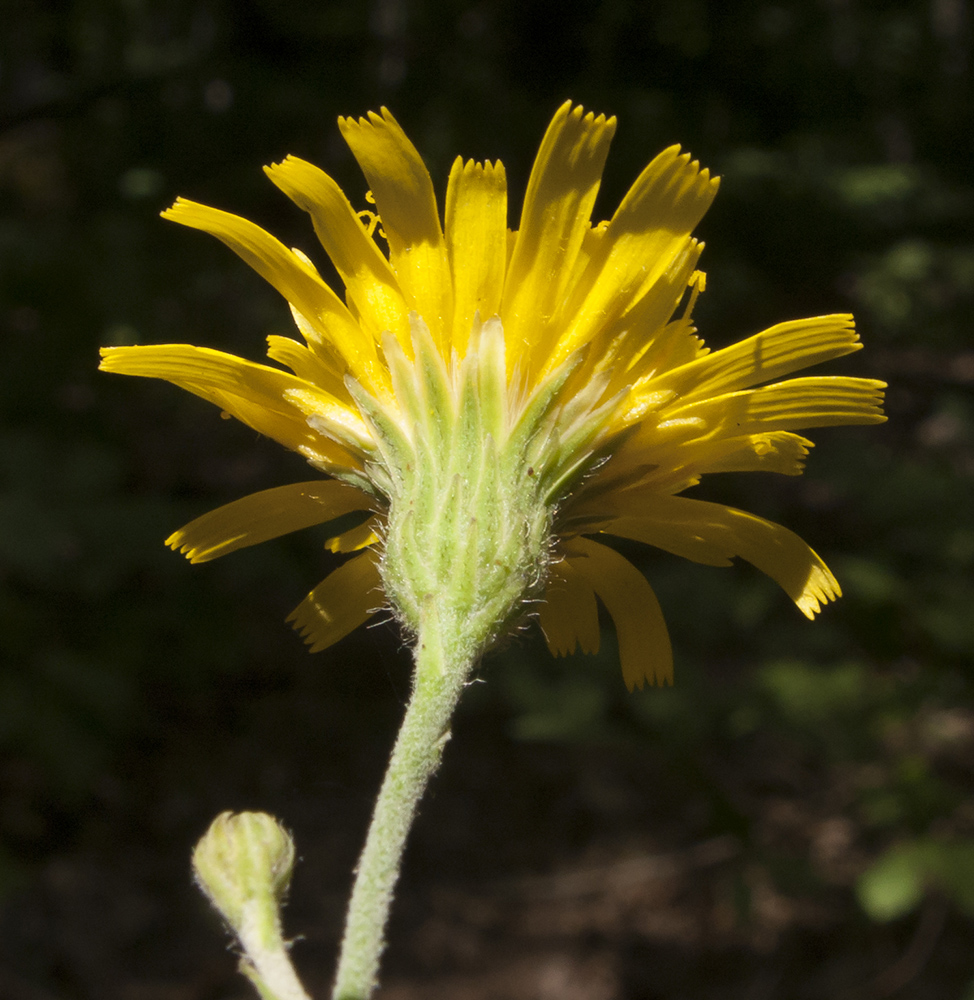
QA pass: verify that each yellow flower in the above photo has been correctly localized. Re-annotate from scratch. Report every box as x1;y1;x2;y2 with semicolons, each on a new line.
100;102;886;690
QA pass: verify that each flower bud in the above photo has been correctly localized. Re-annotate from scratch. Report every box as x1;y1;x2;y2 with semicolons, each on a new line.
192;811;295;935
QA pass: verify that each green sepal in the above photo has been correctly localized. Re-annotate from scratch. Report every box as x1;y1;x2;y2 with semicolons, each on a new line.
344;375;414;498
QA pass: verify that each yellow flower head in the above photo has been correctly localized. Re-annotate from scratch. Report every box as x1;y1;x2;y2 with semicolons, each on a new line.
100;102;886;690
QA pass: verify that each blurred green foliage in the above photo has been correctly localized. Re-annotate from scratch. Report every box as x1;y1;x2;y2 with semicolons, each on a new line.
859;838;974;922
1;0;973;995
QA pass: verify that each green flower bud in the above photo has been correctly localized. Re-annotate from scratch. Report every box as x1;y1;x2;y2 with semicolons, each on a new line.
193;811;295;937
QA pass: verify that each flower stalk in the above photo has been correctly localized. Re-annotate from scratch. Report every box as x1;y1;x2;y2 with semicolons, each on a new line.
193;812;310;1000
331;609;470;1000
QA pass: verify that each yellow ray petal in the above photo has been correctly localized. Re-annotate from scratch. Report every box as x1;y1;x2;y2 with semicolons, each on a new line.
288;551;382;652
569;222;607;287
221;392;362;474
648;314;864;403
538;555;601;656
99;344;371;461
263;156;411;347
673;376;888;434
265;335;346;397
691;431;814;476
591;429;813;499
626;269;711;384
545;146;719;374
565;537;673;690
160;198;382;388
595;493;841;618
605;375;884;493
590;247;706;408
502;102;617;375
444;157;508;355
166;481;375;563
338;108;453;350
612;243;705;368
326;515;381;553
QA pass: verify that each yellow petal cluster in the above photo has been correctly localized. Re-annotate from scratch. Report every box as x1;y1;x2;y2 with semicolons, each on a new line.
100;102;886;689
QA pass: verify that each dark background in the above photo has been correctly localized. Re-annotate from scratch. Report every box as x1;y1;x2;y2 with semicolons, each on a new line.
1;1;973;997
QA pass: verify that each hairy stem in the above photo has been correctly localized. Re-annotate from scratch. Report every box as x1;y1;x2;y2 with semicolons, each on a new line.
331;603;475;1000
